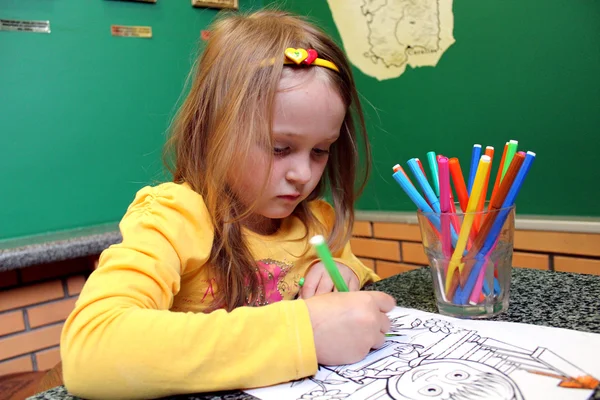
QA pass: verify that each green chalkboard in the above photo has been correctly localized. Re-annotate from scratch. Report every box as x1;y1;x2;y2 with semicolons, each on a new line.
0;0;261;240
1;0;598;242
276;0;600;217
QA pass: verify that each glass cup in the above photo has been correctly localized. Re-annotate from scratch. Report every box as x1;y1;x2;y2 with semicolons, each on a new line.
416;204;516;319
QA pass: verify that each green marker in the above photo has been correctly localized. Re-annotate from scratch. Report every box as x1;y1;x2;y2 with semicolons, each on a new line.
501;140;518;182
310;235;349;292
427;151;440;197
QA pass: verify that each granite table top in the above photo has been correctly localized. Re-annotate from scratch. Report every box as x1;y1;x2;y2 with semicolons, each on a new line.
29;267;600;400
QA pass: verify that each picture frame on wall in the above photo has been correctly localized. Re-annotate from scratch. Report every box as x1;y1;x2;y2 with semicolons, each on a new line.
191;0;238;10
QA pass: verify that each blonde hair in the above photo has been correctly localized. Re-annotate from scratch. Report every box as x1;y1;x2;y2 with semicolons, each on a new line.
164;9;371;311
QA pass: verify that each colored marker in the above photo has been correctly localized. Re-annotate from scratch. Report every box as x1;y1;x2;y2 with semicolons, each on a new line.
427;151;440;197
469;258;489;305
416;158;427;179
489;142;508;210
310;235;349;292
501;140;518;182
460;152;526;285
445;155;491;295
474;146;495;231
448;191;461;233
448;158;469;213
393;164;413;186
392;169;459;246
459;151;536;304
407;158;440;213
438;157;452;273
467;144;482;195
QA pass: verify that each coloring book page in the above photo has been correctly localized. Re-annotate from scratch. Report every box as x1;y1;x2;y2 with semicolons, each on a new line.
246;307;600;400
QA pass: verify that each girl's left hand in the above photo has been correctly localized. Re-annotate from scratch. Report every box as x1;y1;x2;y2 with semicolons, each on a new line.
300;262;360;299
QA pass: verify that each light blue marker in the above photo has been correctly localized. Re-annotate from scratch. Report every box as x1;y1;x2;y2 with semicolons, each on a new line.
407;158;440;213
392;170;459;247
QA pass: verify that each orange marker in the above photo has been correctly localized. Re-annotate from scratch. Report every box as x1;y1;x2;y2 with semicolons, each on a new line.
489;142;508;210
448;158;469;213
393;164;412;183
460;152;525;285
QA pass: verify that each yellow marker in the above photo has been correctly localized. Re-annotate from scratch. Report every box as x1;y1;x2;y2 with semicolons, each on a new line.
445;155;492;295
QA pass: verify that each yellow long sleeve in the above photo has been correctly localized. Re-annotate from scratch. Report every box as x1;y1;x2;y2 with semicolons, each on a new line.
60;184;317;399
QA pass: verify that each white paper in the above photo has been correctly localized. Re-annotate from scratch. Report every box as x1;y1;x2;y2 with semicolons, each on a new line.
246;307;600;400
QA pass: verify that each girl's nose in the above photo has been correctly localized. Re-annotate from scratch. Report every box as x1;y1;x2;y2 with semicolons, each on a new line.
286;156;311;184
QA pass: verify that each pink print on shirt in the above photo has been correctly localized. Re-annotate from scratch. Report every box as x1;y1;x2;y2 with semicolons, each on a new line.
253;258;297;306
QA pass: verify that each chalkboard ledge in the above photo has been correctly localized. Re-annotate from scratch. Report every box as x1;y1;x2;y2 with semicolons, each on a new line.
355;211;600;234
2;213;599;272
0;223;122;272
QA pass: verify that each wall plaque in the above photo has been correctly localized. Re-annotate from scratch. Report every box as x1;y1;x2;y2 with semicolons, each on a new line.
192;0;238;10
111;25;152;38
0;19;50;33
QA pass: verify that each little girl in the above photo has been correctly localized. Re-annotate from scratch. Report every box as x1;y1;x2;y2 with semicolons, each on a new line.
61;10;395;399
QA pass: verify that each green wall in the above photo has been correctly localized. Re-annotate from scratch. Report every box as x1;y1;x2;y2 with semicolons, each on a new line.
1;0;599;241
0;0;261;240
275;0;600;217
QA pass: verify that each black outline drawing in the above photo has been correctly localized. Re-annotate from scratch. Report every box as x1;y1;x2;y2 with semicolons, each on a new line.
360;0;443;69
248;310;599;400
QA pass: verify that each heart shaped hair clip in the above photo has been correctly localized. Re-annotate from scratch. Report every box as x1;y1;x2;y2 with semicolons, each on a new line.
283;47;339;72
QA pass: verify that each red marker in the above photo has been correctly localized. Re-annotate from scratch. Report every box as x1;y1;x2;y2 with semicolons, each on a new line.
416;158;427;179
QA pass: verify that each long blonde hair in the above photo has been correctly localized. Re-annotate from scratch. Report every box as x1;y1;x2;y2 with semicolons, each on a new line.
164;9;371;311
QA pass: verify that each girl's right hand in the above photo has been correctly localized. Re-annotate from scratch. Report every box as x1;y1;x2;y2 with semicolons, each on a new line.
303;291;396;366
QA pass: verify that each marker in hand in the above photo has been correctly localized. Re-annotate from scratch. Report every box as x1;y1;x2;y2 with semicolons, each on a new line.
310;235;349;292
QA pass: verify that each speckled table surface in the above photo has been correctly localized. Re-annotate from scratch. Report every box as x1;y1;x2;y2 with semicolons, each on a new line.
0;225;121;271
28;267;600;400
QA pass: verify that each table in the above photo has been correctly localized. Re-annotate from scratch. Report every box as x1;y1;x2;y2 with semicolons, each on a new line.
29;267;600;400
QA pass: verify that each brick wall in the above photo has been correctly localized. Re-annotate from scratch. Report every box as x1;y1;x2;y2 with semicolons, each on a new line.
351;221;600;278
0;258;95;376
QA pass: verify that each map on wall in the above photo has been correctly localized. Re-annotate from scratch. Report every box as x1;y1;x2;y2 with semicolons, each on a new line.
326;0;455;80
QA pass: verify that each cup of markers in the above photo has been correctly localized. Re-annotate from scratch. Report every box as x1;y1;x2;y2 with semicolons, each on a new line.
392;140;535;319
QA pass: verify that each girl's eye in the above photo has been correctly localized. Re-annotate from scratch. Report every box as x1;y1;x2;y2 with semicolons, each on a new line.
274;147;289;156
312;148;330;156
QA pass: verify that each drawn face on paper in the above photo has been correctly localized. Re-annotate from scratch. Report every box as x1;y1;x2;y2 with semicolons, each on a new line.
388;360;520;400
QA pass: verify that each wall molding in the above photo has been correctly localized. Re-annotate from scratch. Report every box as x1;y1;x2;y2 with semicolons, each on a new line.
355;211;600;234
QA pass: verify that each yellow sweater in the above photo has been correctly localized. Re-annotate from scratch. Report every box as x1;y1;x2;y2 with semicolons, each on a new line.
61;182;379;399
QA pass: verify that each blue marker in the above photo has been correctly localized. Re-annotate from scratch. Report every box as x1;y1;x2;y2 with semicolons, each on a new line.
407;158;440;213
458;151;536;304
482;280;491;296
467;144;482;195
392;170;436;216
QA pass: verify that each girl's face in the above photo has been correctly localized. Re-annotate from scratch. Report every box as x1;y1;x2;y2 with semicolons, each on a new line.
236;70;346;233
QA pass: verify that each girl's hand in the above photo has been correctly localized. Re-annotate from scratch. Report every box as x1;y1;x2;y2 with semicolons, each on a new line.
304;291;395;365
300;261;360;299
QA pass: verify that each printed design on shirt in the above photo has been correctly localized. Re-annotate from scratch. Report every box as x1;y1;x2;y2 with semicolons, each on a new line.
200;278;216;303
253;258;298;306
